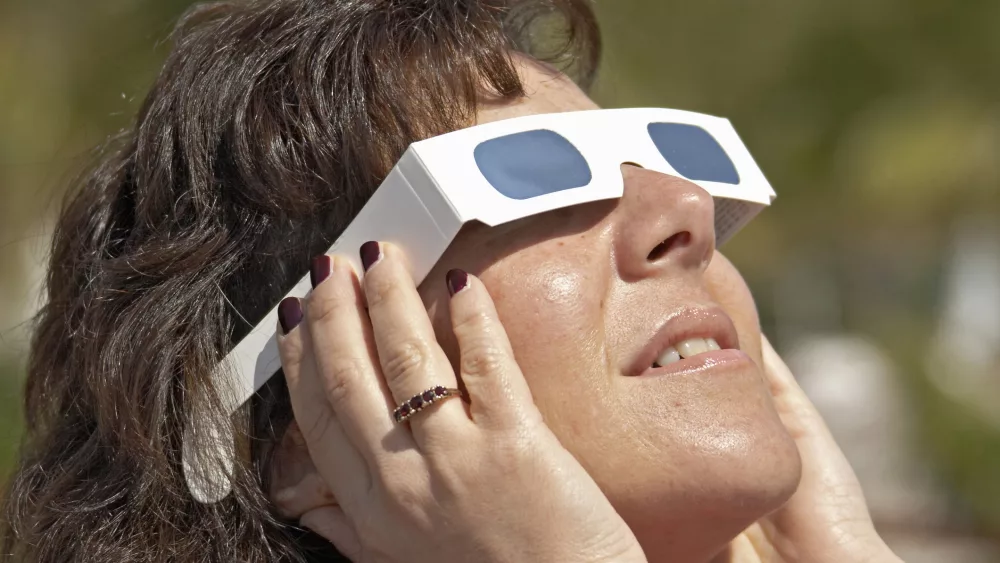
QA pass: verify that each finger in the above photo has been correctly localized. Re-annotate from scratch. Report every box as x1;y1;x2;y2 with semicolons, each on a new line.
300;505;362;562
760;335;864;484
760;334;838;442
760;336;878;533
304;254;415;460
361;242;467;438
276;297;370;512
448;270;540;429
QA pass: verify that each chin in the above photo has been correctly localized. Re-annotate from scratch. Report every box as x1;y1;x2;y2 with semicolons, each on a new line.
614;412;802;563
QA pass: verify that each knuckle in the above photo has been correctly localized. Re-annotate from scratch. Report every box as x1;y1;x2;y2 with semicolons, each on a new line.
384;485;430;525
376;461;432;519
304;287;355;327
321;356;367;407
459;336;507;377
363;270;403;310
278;337;305;370
483;430;546;472
424;434;475;474
451;309;491;336
380;338;434;385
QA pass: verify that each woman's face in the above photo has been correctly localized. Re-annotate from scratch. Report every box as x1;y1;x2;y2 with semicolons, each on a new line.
419;60;802;560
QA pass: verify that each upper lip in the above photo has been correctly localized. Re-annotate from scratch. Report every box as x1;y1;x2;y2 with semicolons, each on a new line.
627;306;741;375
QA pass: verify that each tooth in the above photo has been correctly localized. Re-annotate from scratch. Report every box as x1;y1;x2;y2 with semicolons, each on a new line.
705;338;721;351
677;338;710;358
655;346;681;366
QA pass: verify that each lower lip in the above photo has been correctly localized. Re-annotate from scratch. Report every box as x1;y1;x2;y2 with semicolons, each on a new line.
633;349;753;378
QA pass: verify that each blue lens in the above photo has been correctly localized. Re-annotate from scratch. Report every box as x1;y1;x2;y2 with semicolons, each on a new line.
474;129;592;200
647;123;740;185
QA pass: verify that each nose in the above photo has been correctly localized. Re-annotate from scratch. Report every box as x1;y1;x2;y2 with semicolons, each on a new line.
613;164;716;280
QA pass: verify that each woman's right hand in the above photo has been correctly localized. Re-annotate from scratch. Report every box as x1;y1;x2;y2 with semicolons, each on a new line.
272;243;646;563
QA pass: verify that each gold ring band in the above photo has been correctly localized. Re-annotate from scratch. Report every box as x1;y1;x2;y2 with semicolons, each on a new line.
393;386;463;423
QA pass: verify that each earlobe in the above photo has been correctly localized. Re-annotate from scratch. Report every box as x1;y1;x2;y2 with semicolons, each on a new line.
269;420;338;519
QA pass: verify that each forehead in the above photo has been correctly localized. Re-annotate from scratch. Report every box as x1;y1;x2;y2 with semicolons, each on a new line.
475;57;600;125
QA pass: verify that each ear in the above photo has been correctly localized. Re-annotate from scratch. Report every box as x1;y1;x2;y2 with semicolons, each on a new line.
269;420;338;519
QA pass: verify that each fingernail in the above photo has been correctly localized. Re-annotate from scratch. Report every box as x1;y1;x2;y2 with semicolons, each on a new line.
446;269;469;296
360;241;382;272
278;297;303;334
310;255;332;288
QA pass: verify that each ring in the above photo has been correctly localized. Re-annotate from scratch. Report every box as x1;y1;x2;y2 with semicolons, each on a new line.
393;386;463;423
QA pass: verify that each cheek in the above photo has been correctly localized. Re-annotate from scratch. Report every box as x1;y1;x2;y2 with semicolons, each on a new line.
475;250;616;431
482;258;606;371
423;239;612;411
705;253;762;364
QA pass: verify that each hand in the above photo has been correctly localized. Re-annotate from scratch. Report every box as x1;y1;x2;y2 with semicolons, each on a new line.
272;243;646;563
730;336;902;563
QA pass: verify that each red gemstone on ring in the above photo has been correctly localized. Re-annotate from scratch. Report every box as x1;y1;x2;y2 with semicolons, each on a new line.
396;403;412;420
434;386;446;397
421;390;435;402
410;396;424;410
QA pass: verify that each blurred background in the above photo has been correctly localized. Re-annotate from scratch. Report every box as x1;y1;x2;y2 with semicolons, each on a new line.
1;0;998;561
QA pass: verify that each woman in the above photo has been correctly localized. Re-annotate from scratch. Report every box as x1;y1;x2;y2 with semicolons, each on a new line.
1;0;901;562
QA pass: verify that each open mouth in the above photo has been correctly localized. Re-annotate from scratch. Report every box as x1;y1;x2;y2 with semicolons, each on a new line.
650;337;722;368
627;306;748;377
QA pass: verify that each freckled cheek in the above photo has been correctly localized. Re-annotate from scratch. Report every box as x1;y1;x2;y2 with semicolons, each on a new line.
482;262;606;383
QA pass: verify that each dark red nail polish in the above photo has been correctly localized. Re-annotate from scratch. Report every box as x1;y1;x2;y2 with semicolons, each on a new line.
360;241;381;272
446;269;469;296
278;298;303;334
310;255;332;288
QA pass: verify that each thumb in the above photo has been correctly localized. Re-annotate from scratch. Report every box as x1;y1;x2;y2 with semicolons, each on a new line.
761;335;854;472
761;335;898;562
761;334;840;445
761;334;872;518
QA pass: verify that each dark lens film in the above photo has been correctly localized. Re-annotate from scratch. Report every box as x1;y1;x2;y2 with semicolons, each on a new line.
647;123;740;185
474;129;592;200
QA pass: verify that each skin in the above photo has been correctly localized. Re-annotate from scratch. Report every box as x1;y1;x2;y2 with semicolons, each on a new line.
270;58;902;563
423;59;802;561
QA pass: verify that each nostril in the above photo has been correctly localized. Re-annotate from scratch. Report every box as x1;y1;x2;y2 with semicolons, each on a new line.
647;231;691;262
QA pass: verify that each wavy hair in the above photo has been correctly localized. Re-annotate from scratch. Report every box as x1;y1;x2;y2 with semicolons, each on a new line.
0;1;600;561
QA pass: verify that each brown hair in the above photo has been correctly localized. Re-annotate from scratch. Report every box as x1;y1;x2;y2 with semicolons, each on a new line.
0;1;599;561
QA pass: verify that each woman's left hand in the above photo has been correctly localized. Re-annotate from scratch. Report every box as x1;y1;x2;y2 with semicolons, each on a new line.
730;336;903;563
